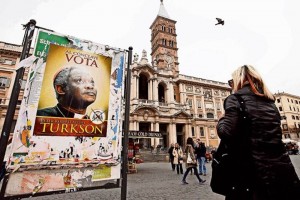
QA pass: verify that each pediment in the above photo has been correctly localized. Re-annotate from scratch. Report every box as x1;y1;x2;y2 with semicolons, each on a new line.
132;106;160;116
134;64;155;74
172;110;191;118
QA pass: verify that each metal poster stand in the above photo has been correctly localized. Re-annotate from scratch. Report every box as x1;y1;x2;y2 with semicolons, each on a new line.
0;20;133;200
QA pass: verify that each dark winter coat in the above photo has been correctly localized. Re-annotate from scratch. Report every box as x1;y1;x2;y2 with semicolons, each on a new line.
217;85;300;199
168;147;174;159
195;143;206;158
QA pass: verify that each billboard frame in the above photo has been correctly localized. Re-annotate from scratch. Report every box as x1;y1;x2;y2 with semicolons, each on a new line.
0;20;132;200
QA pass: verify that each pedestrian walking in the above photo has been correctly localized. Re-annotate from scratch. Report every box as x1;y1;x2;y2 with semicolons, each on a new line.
173;143;183;174
182;137;206;185
215;65;300;199
195;139;207;175
168;143;175;171
199;142;207;175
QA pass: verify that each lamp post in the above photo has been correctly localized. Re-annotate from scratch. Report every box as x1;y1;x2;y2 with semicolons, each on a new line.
0;19;36;168
121;46;133;200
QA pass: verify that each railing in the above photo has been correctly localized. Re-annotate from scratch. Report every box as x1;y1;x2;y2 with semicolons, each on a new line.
178;74;228;87
175;103;185;108
157;69;171;75
136;99;188;112
138;99;155;104
158;102;168;106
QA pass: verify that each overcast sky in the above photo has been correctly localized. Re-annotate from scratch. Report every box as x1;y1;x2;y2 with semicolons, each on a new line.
1;0;299;95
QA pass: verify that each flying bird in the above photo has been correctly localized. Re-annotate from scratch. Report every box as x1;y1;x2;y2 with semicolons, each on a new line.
215;18;224;26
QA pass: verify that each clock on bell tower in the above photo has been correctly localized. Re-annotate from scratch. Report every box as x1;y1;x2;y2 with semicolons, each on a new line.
150;0;179;77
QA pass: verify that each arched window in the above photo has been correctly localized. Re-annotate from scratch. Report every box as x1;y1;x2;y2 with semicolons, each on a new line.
207;113;214;118
139;74;148;100
158;83;166;103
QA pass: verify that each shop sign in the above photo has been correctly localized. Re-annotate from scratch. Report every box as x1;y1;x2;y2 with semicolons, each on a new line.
124;131;163;138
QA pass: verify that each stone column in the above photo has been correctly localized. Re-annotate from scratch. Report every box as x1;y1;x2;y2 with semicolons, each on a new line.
220;98;224;114
179;83;184;104
149;79;153;100
129;120;134;130
205;126;209;145
185;121;192;141
168;81;174;103
131;73;137;99
202;93;206;117
154;121;160;147
193;94;197;115
153;76;158;103
195;125;200;138
212;91;217;118
150;122;154;147
169;122;177;145
136;76;139;99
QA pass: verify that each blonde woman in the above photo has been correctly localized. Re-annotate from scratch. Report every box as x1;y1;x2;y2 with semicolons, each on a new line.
216;65;300;199
173;143;183;174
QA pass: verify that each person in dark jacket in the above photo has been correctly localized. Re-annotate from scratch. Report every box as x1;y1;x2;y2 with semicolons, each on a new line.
216;65;300;200
168;143;175;171
182;137;206;184
194;139;207;175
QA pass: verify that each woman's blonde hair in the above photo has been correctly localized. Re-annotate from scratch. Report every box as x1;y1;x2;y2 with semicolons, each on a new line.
231;65;274;101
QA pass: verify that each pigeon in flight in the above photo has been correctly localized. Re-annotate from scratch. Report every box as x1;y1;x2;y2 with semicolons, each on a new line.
215;18;224;26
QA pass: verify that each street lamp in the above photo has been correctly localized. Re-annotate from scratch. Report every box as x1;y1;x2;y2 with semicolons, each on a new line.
0;19;36;168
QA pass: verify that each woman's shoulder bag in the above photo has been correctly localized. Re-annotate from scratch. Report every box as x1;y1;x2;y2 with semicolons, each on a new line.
210;94;251;196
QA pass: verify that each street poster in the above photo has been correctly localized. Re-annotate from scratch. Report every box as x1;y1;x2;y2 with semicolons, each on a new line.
4;29;125;196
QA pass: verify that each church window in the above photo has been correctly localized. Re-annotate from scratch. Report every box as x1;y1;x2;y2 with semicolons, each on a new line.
186;86;193;92
216;102;221;110
0;77;11;88
205;103;213;109
197;100;202;108
187;99;193;107
200;127;205;136
207;113;214;118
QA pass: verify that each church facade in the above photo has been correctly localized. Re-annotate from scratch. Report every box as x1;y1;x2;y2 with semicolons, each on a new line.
128;1;231;149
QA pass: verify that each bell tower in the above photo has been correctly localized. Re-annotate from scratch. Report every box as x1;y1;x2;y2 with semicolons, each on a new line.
150;0;179;76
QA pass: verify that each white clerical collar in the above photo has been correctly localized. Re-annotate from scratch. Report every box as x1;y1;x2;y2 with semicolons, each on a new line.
74;113;86;119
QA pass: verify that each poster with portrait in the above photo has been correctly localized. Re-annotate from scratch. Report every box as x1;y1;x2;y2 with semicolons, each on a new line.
34;44;110;137
5;30;125;196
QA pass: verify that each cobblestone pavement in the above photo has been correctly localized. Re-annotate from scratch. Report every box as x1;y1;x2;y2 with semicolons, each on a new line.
20;155;300;200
